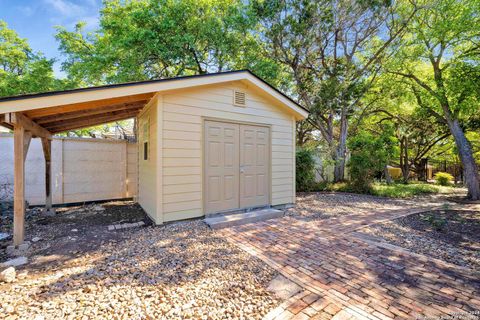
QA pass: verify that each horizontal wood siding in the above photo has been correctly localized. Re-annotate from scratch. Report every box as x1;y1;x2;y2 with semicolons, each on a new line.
137;98;158;221
161;82;295;222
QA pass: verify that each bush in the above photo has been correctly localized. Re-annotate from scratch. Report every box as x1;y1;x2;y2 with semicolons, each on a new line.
296;149;316;191
347;131;396;193
434;172;453;186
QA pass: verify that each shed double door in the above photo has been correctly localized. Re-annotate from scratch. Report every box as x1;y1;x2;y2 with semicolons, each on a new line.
204;120;270;214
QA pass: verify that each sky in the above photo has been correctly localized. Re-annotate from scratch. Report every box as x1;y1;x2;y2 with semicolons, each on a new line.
0;0;102;78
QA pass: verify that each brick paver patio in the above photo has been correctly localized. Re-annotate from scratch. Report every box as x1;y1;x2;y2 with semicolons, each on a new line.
220;205;480;319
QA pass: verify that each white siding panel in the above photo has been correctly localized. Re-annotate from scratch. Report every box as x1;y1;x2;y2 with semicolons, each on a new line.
137;98;159;222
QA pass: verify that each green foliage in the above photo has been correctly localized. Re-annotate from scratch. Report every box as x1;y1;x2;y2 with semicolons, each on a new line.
421;213;447;231
0;20;68;97
347;129;397;192
372;183;440;198
250;0;415;182
55;0;287;87
295;149;316;192
435;172;454;186
314;182;447;198
387;0;480;198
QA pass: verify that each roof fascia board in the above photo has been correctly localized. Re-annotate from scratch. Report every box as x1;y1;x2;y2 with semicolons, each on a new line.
0;71;308;120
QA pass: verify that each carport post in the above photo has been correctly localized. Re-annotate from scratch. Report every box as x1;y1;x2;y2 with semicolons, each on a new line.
41;138;53;213
13;125;31;246
7;112;50;246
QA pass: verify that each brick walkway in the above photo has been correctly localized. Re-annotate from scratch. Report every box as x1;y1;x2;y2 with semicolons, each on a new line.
220;206;480;319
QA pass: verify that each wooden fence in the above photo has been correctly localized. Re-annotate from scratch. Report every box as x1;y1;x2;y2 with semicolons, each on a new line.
0;134;138;205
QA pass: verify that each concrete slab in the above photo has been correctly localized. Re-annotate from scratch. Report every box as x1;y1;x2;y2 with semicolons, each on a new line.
205;208;284;230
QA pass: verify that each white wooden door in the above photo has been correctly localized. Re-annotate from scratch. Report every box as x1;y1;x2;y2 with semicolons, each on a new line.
204;121;270;214
239;125;270;208
204;121;240;213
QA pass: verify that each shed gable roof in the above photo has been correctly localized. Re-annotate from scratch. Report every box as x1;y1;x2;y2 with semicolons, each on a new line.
0;70;308;120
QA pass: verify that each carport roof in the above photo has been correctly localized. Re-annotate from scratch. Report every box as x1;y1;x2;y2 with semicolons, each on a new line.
0;70;308;135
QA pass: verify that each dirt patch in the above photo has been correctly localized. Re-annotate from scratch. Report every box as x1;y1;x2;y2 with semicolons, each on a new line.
362;209;480;270
0;202;279;319
0;201;149;266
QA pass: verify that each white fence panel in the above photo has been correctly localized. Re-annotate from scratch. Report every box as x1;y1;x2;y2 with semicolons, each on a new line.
0;134;138;205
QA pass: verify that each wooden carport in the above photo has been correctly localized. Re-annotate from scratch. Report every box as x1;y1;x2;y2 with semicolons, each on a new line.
0;92;153;246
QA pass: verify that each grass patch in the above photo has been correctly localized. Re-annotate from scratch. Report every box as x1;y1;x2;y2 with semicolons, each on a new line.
372;183;440;198
313;182;454;198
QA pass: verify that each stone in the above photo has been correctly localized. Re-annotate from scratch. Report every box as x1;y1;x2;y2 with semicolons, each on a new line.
108;225;115;231
0;267;16;283
17;271;28;279
43;208;56;216
1;256;28;267
267;275;301;300
71;229;78;232
93;205;105;212
5;305;15;313
32;236;41;242
6;245;15;255
0;232;10;241
17;241;31;252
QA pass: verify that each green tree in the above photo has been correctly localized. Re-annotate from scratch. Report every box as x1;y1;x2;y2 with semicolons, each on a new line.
362;75;450;183
55;0;286;87
252;0;419;182
0;20;66;97
295;148;316;191
389;0;480;199
348;128;397;192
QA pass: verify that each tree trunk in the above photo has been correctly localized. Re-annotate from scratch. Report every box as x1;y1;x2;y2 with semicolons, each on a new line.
333;111;348;182
448;119;480;200
399;136;410;183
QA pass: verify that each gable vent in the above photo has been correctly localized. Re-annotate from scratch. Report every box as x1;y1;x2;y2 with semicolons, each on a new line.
233;90;246;107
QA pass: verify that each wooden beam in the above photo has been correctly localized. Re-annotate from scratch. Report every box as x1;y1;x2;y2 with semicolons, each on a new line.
5;112;52;139
35;102;145;125
24;93;154;118
0;114;13;131
23;132;32;161
49;111;141;133
41;138;53;212
46;108;140;130
13;126;29;246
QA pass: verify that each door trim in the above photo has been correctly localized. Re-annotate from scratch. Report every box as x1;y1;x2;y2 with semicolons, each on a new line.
202;117;272;215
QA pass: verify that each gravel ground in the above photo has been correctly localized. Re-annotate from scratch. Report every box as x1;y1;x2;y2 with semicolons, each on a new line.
0;204;278;319
362;209;480;270
285;192;425;220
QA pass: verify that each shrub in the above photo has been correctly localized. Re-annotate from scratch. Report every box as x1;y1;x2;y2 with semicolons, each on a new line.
434;172;453;186
421;213;447;231
347;130;396;193
296;149;316;191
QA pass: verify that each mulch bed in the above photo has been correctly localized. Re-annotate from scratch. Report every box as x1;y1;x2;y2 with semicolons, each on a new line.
363;209;480;270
